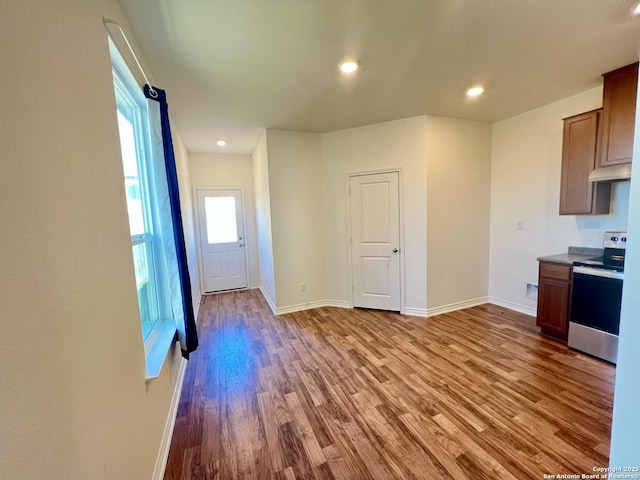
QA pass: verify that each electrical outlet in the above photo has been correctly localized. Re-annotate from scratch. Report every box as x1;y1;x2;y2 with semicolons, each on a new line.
516;220;525;230
300;283;307;292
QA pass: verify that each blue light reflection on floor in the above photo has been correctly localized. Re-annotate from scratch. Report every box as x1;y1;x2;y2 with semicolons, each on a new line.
211;323;255;395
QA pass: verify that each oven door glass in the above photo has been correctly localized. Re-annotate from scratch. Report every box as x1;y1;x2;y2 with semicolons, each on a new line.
570;272;623;335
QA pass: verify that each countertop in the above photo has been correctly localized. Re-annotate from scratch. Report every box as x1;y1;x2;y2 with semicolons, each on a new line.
537;246;603;265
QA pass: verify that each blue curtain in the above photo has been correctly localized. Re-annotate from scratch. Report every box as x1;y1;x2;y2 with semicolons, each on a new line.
144;84;199;359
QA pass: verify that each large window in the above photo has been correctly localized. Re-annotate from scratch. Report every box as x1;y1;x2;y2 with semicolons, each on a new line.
109;37;198;375
111;42;166;344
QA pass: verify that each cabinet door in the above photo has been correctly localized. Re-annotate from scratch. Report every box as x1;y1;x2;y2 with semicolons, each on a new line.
599;62;638;166
559;109;610;215
536;270;571;341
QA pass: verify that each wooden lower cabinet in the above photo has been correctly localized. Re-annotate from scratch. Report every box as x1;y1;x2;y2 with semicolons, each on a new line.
536;262;572;342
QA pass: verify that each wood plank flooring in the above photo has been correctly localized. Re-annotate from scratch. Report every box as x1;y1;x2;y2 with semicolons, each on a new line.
164;290;615;479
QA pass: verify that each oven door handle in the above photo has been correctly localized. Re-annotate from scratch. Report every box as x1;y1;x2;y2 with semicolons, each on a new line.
573;265;624;280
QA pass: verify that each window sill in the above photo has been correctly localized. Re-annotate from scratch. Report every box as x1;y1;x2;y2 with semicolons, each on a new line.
144;319;177;382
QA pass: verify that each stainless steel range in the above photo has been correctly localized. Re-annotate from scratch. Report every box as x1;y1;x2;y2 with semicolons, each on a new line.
568;231;626;364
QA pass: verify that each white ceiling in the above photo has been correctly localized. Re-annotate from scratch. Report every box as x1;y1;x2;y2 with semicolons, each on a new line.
119;0;640;155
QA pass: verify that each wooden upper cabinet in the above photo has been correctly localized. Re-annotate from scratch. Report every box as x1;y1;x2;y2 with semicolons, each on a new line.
599;62;639;167
559;109;611;215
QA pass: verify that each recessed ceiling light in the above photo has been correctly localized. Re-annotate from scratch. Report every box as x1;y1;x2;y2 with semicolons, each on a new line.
466;86;485;97
216;140;226;147
633;2;640;15
339;59;360;74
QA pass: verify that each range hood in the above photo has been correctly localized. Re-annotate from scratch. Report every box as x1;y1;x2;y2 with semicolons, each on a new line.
588;164;632;182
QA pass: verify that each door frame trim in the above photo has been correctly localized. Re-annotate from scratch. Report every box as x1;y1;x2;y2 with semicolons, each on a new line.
346;168;405;314
193;187;251;295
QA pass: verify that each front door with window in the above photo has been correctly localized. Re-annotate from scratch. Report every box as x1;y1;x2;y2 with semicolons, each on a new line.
196;189;247;293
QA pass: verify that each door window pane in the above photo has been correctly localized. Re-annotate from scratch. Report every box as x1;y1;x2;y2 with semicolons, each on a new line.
205;196;238;244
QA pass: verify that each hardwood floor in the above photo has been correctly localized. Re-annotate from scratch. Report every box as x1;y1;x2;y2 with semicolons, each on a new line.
164;289;615;479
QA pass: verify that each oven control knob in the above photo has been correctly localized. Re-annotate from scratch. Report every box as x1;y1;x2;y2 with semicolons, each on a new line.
612;236;618;241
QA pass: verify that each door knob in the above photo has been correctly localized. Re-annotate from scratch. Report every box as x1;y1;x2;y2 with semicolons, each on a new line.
392;248;398;253
239;244;244;247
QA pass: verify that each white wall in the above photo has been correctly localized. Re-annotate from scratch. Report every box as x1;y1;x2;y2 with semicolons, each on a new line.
258;116;492;315
252;132;277;307
426;116;492;312
489;86;630;314
322;116;429;312
265;129;326;311
609;70;640;467
0;1;196;478
189;153;260;288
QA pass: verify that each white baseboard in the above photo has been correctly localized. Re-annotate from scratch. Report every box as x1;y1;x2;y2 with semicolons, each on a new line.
258;291;535;323
275;299;351;315
324;299;352;309
258;284;277;314
424;296;490;317
488;297;536;317
250;282;261;289
152;356;188;480
271;297;493;317
252;292;352;316
276;300;328;315
403;307;428;317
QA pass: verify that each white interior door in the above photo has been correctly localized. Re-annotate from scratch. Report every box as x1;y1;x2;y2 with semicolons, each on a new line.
349;172;401;311
196;189;248;293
